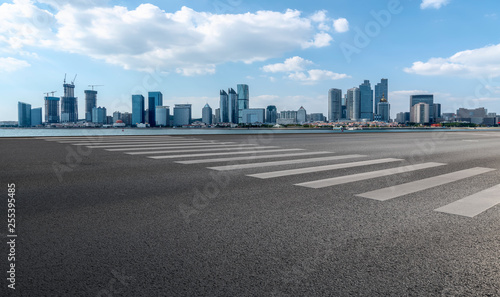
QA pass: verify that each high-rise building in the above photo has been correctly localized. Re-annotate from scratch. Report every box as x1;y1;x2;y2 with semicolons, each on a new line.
359;80;373;121
241;108;265;124
228;88;238;124
411;103;430;123
374;79;388;115
214;108;220;124
202;104;213;125
18;102;31;127
92;107;107;124
31;107;42;126
121;112;132;126
148;91;163;127
237;84;249;124
265;105;277;124
173;104;192;126
297;106;307;124
112;111;121;123
328;88;342;122
132;95;145;126
433;103;442;119
155;106;170;127
44;96;60;123
219;90;229;123
347;87;360;120
377;94;390;122
61;81;78;123
309;113;326;122
84;90;97;122
410;94;433;121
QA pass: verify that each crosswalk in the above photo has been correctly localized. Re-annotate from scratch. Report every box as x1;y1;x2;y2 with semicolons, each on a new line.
39;135;500;218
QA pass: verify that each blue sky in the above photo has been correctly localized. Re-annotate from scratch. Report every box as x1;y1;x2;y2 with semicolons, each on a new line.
1;0;500;121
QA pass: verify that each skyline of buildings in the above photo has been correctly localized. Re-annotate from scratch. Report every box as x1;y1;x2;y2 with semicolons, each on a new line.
10;76;500;127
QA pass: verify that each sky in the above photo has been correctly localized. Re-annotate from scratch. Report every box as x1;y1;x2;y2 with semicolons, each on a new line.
1;0;500;121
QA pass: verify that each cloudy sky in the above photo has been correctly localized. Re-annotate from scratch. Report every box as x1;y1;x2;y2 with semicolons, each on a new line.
1;0;500;120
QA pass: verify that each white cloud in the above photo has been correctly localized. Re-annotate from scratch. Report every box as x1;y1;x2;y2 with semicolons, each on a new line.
420;0;451;10
404;43;500;77
333;18;349;33
0;57;31;72
310;10;327;23
0;2;342;76
302;32;333;48
289;69;350;84
262;56;313;73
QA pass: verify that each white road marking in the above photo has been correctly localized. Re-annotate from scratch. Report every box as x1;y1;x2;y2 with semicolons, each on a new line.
295;162;446;189
248;158;403;179
208;155;367;171
175;151;334;164
357;167;496;201
127;146;278;155
106;143;246;151
434;184;500;217
149;148;305;159
84;141;214;148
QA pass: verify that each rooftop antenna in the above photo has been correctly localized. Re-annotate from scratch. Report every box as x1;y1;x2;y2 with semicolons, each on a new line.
88;85;103;91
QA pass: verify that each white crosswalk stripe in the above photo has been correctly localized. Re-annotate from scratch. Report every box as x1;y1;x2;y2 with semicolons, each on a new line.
207;154;367;171
356;167;496;201
127;146;279;155
72;140;212;146
175;151;334;164
248;158;403;179
149;148;305;159
295;162;446;188
107;143;253;151
85;141;215;148
435;184;500;217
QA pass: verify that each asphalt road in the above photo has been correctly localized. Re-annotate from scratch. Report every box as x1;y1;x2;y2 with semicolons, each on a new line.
1;130;500;296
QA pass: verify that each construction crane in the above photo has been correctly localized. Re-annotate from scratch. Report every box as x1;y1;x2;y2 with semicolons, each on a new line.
71;74;77;85
44;91;57;97
63;73;66;84
88;85;104;91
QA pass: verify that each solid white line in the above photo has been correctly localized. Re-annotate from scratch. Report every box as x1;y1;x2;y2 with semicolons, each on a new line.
72;141;208;146
248;158;403;179
357;167;496;201
149;148;305;159
40;136;186;141
106;143;244;151
56;138;193;143
435;183;500;217
208;155;367;171
84;141;214;148
175;151;334;164
126;146;278;155
295;162;446;189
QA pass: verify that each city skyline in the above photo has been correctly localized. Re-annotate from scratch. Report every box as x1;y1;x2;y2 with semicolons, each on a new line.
1;0;500;121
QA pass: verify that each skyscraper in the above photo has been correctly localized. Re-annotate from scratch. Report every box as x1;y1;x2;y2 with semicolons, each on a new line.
84;90;97;122
219;90;229;123
359;80;373;120
132;94;145;126
410;94;434;122
202;104;213;125
377;94;390;122
228;88;238;124
61;81;78;122
31;107;42;126
92;107;106;124
328;88;342;122
18;102;31;127
411;102;430;123
374;79;388;115
173;104;192;126
155;106;170;127
347;87;360;120
241;109;265;124
148;91;163;126
297;106;307;124
266;105;277;124
237;84;249;124
44;96;60;123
